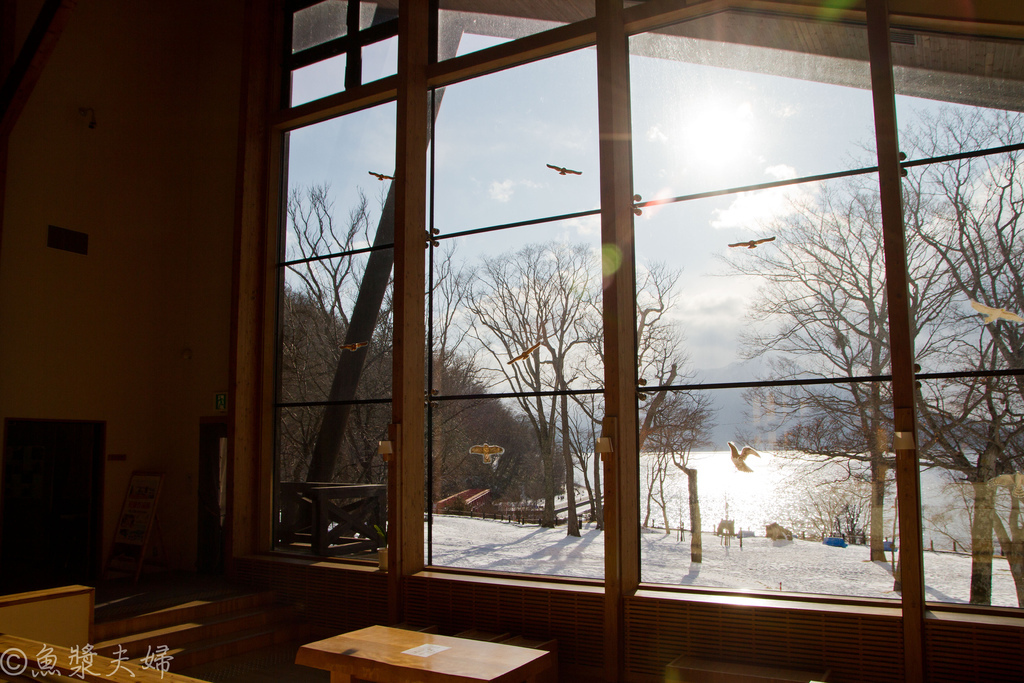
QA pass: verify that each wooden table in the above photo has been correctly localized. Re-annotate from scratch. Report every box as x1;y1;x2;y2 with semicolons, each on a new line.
296;625;556;683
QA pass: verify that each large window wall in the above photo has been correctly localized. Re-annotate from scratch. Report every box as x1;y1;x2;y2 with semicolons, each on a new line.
268;0;1024;615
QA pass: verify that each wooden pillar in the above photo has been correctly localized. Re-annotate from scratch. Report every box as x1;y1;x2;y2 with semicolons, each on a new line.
596;1;638;680
389;0;430;624
865;1;926;680
228;0;277;569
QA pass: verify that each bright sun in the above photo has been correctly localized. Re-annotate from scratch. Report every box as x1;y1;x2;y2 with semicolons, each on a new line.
678;100;756;168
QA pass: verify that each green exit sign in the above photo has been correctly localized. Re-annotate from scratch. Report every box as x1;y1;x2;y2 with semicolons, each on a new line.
215;392;228;411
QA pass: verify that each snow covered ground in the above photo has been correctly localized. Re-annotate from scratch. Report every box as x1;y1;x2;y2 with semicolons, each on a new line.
428;515;1021;607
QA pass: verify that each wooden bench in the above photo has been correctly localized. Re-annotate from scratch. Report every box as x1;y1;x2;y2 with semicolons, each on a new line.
667;655;829;683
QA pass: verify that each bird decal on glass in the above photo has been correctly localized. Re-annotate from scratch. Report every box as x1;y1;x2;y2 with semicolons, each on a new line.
507;341;543;365
546;163;582;176
728;236;776;249
969;299;1024;324
340;341;369;352
728;442;760;473
988;472;1024;499
368;171;394;181
469;443;505;464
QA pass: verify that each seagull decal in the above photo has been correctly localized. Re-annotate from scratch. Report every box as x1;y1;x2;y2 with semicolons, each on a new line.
507;341;543;365
728;237;776;249
340;341;369;352
469;443;505;464
969;299;1024;324
988;472;1024;499
368;171;394;181
728;442;760;473
546;164;582;176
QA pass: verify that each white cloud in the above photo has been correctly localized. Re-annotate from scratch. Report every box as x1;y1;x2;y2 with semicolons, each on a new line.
647;125;669;143
568;214;601;236
489;179;515;202
711;165;807;229
488;179;544;203
764;164;797;180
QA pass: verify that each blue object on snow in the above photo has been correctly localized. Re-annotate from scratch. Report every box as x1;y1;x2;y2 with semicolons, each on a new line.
883;540;896;551
823;537;848;548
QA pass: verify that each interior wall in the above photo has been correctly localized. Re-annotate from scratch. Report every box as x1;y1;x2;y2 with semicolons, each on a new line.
0;0;245;573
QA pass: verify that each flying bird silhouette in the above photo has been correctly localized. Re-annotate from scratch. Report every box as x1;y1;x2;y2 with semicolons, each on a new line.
546;164;582;176
728;442;760;473
969;299;1024;324
368;171;394;181
340;341;368;352
988;472;1024;499
507;341;543;365
728;237;776;249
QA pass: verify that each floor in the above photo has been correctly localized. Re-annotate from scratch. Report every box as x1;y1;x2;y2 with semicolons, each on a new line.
178;641;328;683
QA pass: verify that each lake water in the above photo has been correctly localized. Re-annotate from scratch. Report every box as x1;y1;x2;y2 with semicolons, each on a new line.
637;449;968;549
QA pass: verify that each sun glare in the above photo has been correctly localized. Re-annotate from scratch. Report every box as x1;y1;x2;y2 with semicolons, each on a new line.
678;100;756;168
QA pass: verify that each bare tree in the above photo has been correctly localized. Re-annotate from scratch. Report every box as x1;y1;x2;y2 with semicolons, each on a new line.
904;108;1024;605
634;263;716;562
467;242;599;533
724;172;950;564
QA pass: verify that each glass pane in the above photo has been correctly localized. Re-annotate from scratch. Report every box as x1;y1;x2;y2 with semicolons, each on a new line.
630;13;875;201
438;2;594;61
918;377;1024;608
633;174;889;380
360;2;397;30
292;1;348;53
639;383;899;600
427;394;605;579
903;149;1024;374
281;253;394;403
291;53;348;107
432;49;599;234
896;33;1024;157
276;403;390;560
285;102;397;260
362;36;398;84
429;220;603;397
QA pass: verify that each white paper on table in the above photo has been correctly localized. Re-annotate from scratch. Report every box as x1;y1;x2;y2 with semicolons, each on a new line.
402;644;451;657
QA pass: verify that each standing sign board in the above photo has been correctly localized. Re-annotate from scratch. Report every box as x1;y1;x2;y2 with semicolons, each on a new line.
105;471;164;582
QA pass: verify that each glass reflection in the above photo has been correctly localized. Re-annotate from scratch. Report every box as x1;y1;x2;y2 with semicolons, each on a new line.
639;383;898;600
276;403;390;560
918;377;1024;608
281;254;394;403
437;2;594;61
630;14;875;199
426;395;605;579
896;33;1024;156
428;220;603;398
292;1;348;53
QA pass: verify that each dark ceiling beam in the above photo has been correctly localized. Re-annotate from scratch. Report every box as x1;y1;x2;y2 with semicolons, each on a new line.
0;0;77;140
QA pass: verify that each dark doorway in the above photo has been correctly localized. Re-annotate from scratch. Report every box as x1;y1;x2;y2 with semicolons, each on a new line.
1;419;105;592
197;420;227;574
